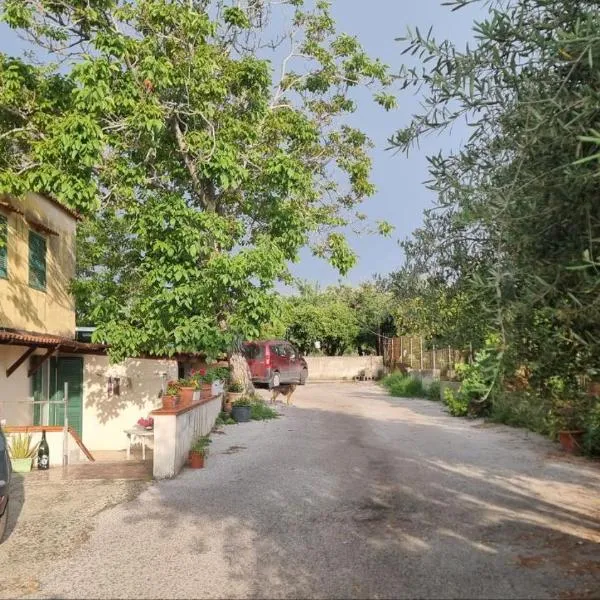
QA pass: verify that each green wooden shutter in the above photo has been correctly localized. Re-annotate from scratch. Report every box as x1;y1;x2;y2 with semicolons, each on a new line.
55;357;84;438
29;231;47;290
0;215;7;279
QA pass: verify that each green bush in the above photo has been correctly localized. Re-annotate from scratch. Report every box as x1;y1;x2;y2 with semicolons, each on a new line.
215;411;236;426
250;399;279;421
427;380;441;402
381;372;427;398
583;399;600;456
443;388;469;417
489;391;551;435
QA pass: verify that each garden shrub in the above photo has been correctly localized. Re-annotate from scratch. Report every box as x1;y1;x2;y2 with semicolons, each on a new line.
443;388;469;417
250;399;279;421
489;391;551;435
427;380;441;402
381;373;427;398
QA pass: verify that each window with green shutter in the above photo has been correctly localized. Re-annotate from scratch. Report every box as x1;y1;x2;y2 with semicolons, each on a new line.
0;215;7;279
29;230;47;291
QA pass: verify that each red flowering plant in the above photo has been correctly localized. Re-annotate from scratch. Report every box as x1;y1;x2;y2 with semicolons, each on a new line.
137;416;154;429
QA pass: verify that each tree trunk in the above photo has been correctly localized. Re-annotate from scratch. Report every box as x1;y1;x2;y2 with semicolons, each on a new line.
229;351;255;395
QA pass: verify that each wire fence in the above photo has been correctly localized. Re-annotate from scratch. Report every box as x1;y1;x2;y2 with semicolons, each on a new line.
382;336;469;373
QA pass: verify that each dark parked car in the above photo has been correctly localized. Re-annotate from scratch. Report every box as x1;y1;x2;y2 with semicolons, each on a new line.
243;340;308;388
0;423;10;543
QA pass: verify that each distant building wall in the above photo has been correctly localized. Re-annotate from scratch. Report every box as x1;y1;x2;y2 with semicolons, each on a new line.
304;356;384;381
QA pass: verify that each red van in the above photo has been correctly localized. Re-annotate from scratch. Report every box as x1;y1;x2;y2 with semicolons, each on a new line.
242;340;308;388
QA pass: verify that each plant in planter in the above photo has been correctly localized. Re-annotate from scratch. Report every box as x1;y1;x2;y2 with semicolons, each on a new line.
231;396;253;423
178;377;196;406
225;380;245;413
8;433;38;473
189;435;211;469
162;381;181;410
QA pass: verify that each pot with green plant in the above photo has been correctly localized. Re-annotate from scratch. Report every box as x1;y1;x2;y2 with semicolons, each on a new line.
178;377;196;407
8;433;38;473
231;396;252;423
225;380;244;412
189;435;211;469
162;381;181;410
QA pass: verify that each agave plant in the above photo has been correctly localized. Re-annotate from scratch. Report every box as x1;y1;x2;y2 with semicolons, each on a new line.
8;433;39;459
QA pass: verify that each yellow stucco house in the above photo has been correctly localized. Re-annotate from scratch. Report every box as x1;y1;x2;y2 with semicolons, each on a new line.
0;193;180;463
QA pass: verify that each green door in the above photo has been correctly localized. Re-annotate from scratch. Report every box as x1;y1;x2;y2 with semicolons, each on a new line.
32;356;83;437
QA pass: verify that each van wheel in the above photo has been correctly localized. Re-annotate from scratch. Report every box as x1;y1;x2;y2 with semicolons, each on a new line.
269;372;281;389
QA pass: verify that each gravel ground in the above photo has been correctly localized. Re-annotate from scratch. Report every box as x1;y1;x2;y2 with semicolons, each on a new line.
5;383;600;599
0;476;147;598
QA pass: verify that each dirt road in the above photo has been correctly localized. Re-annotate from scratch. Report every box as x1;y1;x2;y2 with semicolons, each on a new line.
5;383;599;598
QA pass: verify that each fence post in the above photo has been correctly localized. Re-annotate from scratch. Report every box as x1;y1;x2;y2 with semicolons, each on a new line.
63;382;69;467
433;344;436;371
448;346;451;370
400;337;403;363
409;338;413;369
420;337;424;370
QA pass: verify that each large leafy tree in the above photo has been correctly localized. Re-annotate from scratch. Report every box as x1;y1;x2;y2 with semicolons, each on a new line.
391;0;600;389
0;0;394;360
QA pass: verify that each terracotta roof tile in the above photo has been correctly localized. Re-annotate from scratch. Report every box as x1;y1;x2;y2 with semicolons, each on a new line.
0;329;107;353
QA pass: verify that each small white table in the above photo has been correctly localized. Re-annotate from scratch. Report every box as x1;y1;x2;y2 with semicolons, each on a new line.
124;427;154;461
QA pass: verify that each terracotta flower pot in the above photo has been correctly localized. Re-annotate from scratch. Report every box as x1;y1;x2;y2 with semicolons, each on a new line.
189;451;204;469
162;395;179;410
200;382;213;400
223;401;233;414
558;430;584;454
179;386;195;407
227;392;244;404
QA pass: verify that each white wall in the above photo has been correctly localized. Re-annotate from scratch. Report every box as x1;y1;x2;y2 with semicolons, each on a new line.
152;395;222;479
82;355;178;451
304;356;384;381
0;345;35;425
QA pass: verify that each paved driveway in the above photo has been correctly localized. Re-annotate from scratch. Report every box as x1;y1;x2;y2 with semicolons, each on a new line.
17;383;600;598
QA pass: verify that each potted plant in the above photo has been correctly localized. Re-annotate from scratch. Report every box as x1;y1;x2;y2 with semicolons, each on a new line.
231;396;252;423
178;377;196;407
189;435;211;469
162;381;181;410
8;433;38;473
137;417;154;430
225;380;244;413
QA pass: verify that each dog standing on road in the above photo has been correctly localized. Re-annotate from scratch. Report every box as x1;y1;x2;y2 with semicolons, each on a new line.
271;384;296;405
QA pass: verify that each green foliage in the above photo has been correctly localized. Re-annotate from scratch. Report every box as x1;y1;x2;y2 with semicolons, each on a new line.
264;280;395;356
426;380;441;402
443;388;469;418
381;372;427;398
227;380;244;393
489;391;551;436
392;0;600;413
0;0;394;361
583;400;600;456
191;435;211;456
8;433;38;459
232;396;252;408
215;411;236;426
250;398;279;421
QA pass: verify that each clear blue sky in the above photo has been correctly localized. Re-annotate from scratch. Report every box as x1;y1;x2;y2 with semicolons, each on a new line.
0;1;483;287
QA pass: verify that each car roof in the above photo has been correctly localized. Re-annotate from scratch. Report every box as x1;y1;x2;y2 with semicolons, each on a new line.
244;339;289;345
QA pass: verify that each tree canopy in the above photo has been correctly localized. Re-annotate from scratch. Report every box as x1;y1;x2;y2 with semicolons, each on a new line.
390;0;600;391
1;0;394;360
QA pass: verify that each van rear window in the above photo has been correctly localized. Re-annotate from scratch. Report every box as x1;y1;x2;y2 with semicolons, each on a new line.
243;343;264;359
